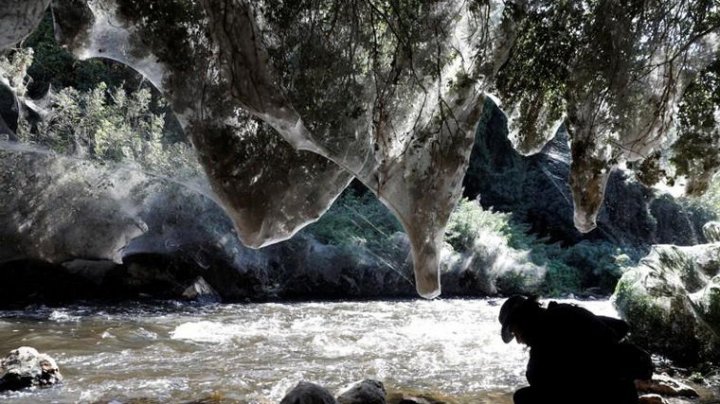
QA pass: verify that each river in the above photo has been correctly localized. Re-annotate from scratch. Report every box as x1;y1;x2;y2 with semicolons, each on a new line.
0;298;619;403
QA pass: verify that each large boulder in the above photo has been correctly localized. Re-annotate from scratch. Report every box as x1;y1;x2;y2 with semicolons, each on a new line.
612;241;720;364
0;346;62;391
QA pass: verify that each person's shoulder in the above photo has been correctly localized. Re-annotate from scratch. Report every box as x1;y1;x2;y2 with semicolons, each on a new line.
546;301;629;341
546;301;593;318
545;301;601;332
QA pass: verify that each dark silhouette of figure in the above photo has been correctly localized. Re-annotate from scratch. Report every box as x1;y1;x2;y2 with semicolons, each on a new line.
499;295;653;404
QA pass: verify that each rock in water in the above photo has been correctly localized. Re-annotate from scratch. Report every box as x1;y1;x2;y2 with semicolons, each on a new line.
337;379;386;404
638;394;668;404
0;347;62;391
635;374;699;398
280;381;337;404
182;276;220;303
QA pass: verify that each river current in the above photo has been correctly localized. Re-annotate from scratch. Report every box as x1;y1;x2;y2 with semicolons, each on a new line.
0;299;618;403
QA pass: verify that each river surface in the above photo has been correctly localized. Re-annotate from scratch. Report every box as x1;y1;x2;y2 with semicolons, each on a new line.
0;298;619;403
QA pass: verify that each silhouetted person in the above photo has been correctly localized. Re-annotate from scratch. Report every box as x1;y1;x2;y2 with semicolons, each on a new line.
499;295;653;404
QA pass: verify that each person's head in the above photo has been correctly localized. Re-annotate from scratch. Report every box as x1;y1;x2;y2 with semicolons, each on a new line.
498;295;543;345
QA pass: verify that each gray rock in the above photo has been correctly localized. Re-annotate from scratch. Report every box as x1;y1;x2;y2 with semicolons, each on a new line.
0;346;62;391
280;381;337;404
638;394;668;404
336;379;386;404
612;243;720;364
0;147;148;264
635;374;699;398
182;276;220;303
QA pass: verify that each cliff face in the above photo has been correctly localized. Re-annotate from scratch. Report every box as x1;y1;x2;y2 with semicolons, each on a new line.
1;0;718;297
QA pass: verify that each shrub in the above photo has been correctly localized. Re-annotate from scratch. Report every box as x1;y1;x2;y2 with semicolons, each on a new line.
445;198;641;296
14;79;200;178
445;198;514;252
303;185;402;253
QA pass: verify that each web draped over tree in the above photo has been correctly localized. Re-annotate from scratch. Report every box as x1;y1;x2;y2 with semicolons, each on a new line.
0;0;718;297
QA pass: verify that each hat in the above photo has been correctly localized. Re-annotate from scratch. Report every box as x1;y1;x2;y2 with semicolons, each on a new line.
498;295;538;343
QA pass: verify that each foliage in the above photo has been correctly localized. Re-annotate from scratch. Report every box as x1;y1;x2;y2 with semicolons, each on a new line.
16;80;199;177
496;0;720;190
0;17;198;178
495;1;581;144
0;48;34;96
672;58;720;196
700;177;720;213
17;11;185;143
495;270;533;295
445;198;515;252
303;184;403;252
22;12;141;96
446;198;642;296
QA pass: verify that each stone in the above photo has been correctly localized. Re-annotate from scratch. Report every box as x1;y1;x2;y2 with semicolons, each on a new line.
386;388;456;404
336;379;386;404
612;243;720;364
181;276;220;303
704;221;720;243
0;346;62;391
280;381;337;404
635;374;699;398
638;394;668;404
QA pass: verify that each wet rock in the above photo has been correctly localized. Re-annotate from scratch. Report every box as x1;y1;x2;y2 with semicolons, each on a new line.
612;242;720;364
704;221;720;243
181;276;220;303
635;374;699;398
0;346;62;391
337;379;386;404
386;388;456;404
280;381;337;404
638;394;668;404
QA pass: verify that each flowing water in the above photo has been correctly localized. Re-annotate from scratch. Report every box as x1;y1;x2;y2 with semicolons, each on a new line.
0;299;619;403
